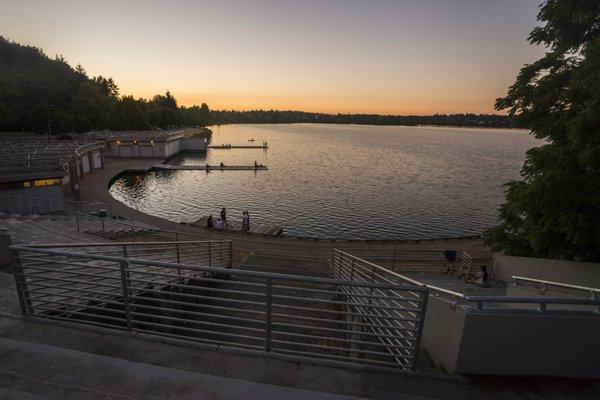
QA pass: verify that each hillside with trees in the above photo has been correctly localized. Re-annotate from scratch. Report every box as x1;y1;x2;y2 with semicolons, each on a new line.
0;36;212;133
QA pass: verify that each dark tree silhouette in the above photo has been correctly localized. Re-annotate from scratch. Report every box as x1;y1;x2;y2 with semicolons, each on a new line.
484;0;600;261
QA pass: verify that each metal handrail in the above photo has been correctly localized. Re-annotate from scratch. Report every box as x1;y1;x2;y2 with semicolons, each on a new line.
67;200;112;217
13;245;415;288
334;249;600;314
75;212;211;240
12;243;426;370
17;241;226;248
512;275;600;296
334;249;466;299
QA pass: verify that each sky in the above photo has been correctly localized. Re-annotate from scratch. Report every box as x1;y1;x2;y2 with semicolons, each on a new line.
0;0;546;114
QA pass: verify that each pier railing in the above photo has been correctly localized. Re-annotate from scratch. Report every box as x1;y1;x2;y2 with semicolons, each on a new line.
11;243;427;371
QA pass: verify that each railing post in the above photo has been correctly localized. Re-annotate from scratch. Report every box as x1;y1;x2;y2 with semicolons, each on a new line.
75;213;80;232
101;218;106;237
119;260;133;331
369;264;376;304
265;277;272;352
11;249;32;315
410;288;429;371
208;242;212;267
176;243;181;264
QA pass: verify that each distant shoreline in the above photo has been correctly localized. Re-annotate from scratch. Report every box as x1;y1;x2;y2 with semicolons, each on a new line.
208;122;526;130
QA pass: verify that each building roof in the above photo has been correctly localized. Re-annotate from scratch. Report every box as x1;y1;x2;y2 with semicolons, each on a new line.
0;138;104;179
84;130;184;142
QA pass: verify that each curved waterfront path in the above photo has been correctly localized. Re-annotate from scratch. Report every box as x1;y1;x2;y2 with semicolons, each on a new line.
76;157;491;261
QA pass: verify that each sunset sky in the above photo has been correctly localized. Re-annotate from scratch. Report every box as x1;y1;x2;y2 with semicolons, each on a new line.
1;0;546;114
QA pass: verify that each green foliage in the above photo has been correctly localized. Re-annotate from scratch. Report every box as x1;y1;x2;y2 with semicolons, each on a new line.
484;0;600;261
0;36;212;133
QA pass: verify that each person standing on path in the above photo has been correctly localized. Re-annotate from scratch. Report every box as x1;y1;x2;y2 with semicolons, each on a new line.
220;208;227;227
242;210;251;233
241;210;248;232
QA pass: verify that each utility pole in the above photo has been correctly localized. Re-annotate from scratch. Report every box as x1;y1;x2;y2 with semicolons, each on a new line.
45;104;52;140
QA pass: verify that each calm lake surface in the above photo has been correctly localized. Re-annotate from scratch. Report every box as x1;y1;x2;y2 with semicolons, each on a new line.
109;124;540;239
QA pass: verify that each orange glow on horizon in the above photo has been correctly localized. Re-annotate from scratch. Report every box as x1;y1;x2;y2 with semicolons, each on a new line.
1;0;545;116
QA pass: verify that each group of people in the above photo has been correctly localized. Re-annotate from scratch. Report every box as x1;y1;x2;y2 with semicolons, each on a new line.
206;207;251;233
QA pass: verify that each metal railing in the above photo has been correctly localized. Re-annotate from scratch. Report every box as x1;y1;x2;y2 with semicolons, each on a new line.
74;212;210;241
332;250;600;315
12;243;426;370
513;276;600;299
339;248;474;275
67;200;113;217
330;250;429;370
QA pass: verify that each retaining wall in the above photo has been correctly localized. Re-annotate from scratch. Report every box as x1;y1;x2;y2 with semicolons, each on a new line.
420;297;600;378
492;254;600;287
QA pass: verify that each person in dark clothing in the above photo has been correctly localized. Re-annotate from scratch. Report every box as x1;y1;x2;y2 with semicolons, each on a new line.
466;265;490;287
206;214;213;229
220;208;227;226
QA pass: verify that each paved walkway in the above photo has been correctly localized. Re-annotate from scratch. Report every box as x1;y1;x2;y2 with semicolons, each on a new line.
76;157;491;262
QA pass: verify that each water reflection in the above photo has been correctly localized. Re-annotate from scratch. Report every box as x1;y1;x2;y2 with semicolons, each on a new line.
109;124;540;239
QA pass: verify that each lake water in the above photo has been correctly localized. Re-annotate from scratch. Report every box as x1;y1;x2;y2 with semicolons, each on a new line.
109;124;540;240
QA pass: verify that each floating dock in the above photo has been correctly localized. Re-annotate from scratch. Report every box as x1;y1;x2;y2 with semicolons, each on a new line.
207;145;268;149
191;216;283;237
152;164;267;171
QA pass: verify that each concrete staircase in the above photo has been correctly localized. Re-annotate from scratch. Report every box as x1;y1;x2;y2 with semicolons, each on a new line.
0;337;365;400
0;212;103;245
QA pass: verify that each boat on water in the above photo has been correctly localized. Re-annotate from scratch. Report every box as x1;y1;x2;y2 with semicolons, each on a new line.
248;138;255;142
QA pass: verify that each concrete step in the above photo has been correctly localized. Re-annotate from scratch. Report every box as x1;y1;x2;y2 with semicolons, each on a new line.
0;337;365;400
0;387;51;400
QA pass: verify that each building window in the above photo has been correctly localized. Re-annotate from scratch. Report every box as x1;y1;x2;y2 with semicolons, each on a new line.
33;178;62;187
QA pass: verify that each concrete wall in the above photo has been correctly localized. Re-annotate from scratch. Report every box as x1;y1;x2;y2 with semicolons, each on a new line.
493;254;600;288
0;228;11;267
82;154;90;174
420;296;600;378
181;137;207;152
0;186;65;214
457;311;600;378
92;150;102;169
108;140;182;158
420;296;466;374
